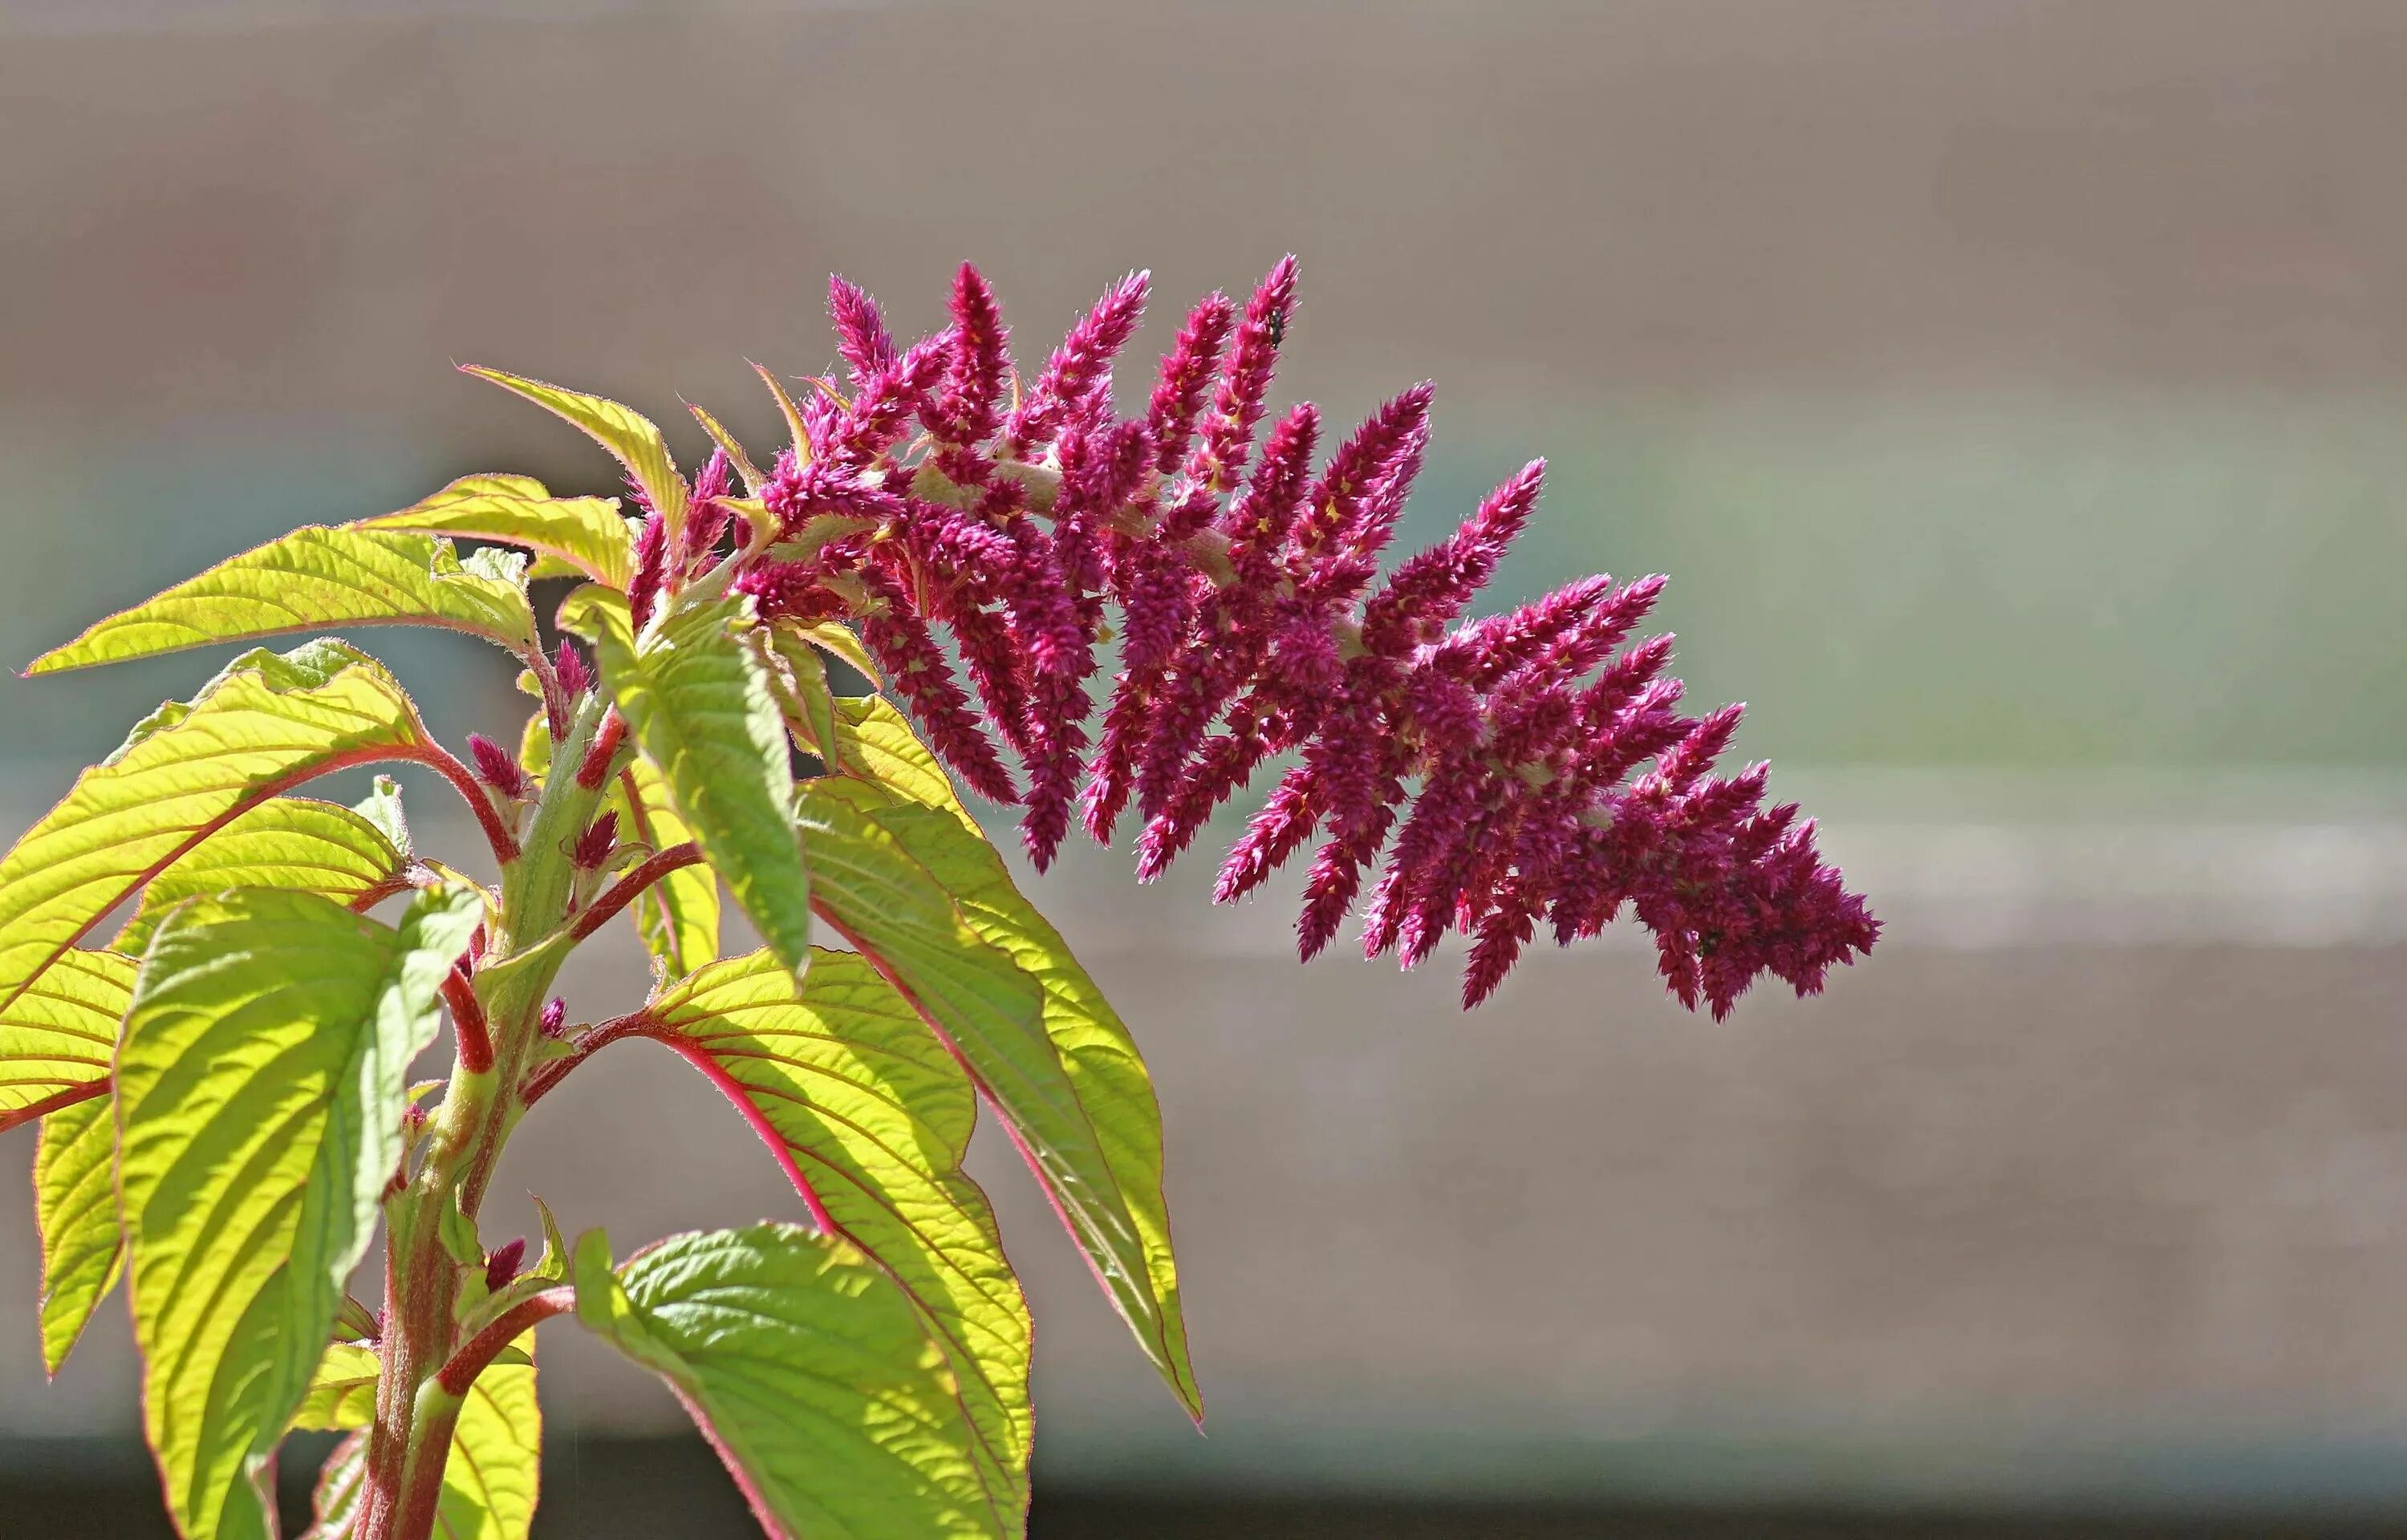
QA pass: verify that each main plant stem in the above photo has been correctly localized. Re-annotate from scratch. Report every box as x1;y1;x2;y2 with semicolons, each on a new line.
358;699;615;1540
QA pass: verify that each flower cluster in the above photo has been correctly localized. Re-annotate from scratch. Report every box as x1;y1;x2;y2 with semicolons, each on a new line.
662;260;1873;1015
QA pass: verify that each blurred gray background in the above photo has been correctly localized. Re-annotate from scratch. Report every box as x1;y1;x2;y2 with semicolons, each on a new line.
4;1;2407;1534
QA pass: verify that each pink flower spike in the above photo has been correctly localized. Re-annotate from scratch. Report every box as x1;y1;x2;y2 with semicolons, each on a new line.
1191;256;1298;494
932;261;1009;450
827;274;898;384
1290;383;1434;565
1147;290;1237;473
627;511;670;630
1007;270;1150;453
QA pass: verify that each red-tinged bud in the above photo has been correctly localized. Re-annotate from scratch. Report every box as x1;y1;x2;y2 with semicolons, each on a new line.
483;1238;526;1295
627;512;670;630
554;642;593;703
681;452;735;565
467;924;487;966
466;734;532;800
571;809;619;870
828;274;899;384
539;997;569;1039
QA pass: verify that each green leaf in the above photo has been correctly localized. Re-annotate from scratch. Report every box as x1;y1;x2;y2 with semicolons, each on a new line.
116;886;481;1540
298;1344;538;1540
304;1434;369;1540
645;948;1031;1510
791;782;1176;1397
760;630;840;772
291;1341;383;1432
35;1087;126;1375
440;1338;542;1540
354;472;635;587
561;587;807;975
26;528;536;675
615;756;721;978
804;778;1197;1416
112;795;411;954
575;1223;1011;1539
685;399;768;496
0;946;130;1123
825;695;976;831
0;640;438;1017
465;368;687;542
353;774;415;857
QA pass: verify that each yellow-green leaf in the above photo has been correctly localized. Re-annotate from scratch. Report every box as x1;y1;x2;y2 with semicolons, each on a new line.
116;886;481;1540
0;641;436;1018
575;1224;1009;1538
561;588;806;975
825;695;976;831
646;949;1031;1513
0;947;128;1123
296;1339;539;1540
806;778;1196;1416
615;756;720;977
290;1341;383;1433
354;472;635;588
26;529;535;675
684;400;768;496
440;1338;542;1540
112;796;411;954
465;368;687;542
794;781;1176;1406
847;789;1197;1417
35;1073;128;1375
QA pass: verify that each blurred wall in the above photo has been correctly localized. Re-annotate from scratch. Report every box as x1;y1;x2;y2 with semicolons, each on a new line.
4;0;2407;1526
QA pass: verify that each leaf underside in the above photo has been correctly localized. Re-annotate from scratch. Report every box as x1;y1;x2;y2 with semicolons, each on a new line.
355;472;635;587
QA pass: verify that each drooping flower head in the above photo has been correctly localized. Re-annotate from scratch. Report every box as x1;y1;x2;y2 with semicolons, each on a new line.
727;258;1876;1015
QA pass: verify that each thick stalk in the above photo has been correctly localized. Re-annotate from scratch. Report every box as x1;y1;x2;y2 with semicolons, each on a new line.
359;698;616;1540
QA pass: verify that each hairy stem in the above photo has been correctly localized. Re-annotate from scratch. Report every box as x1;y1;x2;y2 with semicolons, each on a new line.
568;841;703;943
359;697;611;1540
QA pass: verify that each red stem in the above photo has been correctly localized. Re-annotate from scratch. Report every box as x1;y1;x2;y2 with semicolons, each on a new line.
0;1078;108;1135
434;1287;574;1396
439;969;493;1076
402;742;522;865
568;841;703;942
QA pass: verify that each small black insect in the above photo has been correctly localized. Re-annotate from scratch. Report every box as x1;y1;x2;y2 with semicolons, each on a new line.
1264;307;1288;348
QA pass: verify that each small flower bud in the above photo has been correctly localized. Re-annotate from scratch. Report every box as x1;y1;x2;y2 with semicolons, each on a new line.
538;997;569;1040
466;734;532;800
483;1238;526;1295
570;810;619;870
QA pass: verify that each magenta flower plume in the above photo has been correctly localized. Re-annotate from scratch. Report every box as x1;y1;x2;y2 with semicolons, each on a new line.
730;260;1877;1014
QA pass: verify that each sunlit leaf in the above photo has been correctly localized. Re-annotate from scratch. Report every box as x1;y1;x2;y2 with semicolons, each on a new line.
291;1341;383;1432
0;642;439;1019
440;1337;542;1540
116;886;481;1540
615;756;720;977
354;472;635;587
574;1224;1010;1538
643;948;1031;1511
113;796;411;954
561;587;806;974
0;947;129;1125
26;529;535;675
824;695;976;831
838;784;1197;1416
802;777;1196;1415
684;400;767;496
465;368;687;542
34;1081;126;1375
